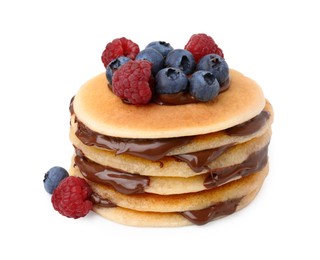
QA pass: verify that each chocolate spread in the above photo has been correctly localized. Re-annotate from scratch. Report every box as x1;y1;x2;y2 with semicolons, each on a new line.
69;96;75;115
180;197;242;225
75;120;193;161
74;145;268;194
154;92;198;105
154;77;230;105
226;111;270;136
174;143;234;172
74;148;150;195
90;193;116;207
70;96;269;161
204;145;268;188
74;110;268;161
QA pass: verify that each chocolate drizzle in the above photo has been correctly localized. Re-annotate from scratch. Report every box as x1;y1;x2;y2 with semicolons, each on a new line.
69;96;75;115
154;77;231;105
73;145;268;194
90;193;116;207
71;96;269;161
204;145;268;189
180;197;243;225
174;143;234;172
74;149;150;195
226;111;270;136
74;110;269;162
75;120;193;161
154;92;198;105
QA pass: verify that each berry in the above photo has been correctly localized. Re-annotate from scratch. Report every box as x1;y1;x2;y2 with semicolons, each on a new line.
189;70;220;102
197;54;229;85
106;56;131;85
155;68;188;94
185;33;224;62
136;48;164;75
165;49;195;75
43;166;69;194
145;41;173;57
101;37;140;67
112;60;153;105
51;176;93;219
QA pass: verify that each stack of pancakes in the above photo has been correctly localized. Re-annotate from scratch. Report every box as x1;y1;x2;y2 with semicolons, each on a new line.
69;69;273;227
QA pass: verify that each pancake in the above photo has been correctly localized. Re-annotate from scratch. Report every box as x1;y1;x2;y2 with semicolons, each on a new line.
69;164;268;226
73;69;266;138
70;100;273;158
91;185;262;227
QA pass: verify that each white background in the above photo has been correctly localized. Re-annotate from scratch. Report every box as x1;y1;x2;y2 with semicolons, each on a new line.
1;0;319;259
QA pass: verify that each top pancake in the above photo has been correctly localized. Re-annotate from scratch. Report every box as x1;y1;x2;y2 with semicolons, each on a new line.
73;69;265;138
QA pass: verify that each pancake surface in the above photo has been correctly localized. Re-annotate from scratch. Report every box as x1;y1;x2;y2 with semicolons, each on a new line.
73;69;266;138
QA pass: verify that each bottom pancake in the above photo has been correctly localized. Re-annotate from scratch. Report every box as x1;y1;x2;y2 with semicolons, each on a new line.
69;164;268;226
92;185;262;227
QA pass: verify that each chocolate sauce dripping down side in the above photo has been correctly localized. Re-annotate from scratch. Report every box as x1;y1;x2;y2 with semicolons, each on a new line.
73;145;268;195
174;143;234;172
74;148;150;195
226;111;270;136
204;145;269;189
75;120;193;161
90;193;117;207
180;197;243;225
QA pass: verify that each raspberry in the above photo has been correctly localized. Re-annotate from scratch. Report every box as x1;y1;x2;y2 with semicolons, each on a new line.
112;60;153;105
184;33;224;62
51;176;93;219
101;37;140;67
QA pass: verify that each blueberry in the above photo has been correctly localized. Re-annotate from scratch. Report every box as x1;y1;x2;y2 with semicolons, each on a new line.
189;70;220;102
165;49;195;75
136;48;164;75
155;67;188;94
196;54;229;85
106;56;131;85
43;166;69;194
145;41;174;57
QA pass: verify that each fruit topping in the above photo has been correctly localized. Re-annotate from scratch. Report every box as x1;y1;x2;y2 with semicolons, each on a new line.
145;41;174;57
112;60;153;105
102;33;228;105
43;166;69;194
136;48;164;75
189;71;220;102
51;176;93;219
185;33;224;62
165;49;196;75
101;37;140;67
197;54;229;85
106;56;131;85
155;68;188;94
